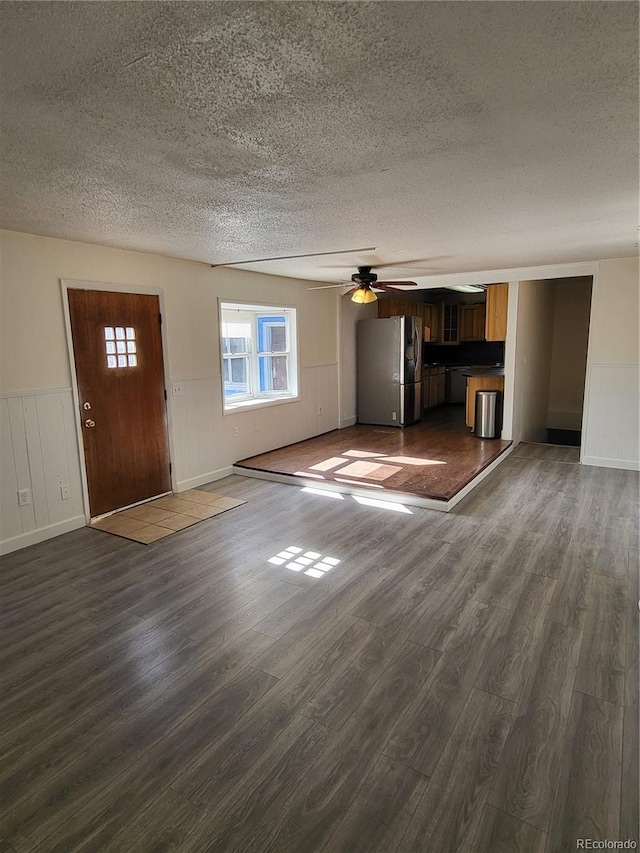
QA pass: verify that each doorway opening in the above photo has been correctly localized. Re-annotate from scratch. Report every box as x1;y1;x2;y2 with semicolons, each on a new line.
513;276;593;451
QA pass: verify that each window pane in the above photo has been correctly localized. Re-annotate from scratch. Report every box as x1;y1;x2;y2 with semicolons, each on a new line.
126;327;135;340
223;357;249;398
257;317;286;353
270;326;286;352
106;341;116;354
127;354;137;367
259;355;288;392
127;341;136;353
107;355;117;368
222;337;249;354
115;327;125;340
104;327;115;340
116;340;126;354
117;354;127;367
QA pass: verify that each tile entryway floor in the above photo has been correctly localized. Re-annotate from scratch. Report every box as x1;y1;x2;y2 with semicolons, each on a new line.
90;489;246;544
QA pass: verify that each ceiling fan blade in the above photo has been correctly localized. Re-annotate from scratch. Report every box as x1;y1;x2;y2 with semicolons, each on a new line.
374;281;418;287
317;256;447;270
370;257;445;270
344;287;358;297
378;284;419;294
307;283;350;291
211;246;376;268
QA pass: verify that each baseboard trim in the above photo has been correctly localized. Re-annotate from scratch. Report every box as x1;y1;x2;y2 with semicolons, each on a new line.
0;515;86;556
340;417;357;429
176;467;234;491
580;455;640;472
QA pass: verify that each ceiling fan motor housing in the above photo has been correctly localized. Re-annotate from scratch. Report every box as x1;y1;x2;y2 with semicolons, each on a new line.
352;266;377;285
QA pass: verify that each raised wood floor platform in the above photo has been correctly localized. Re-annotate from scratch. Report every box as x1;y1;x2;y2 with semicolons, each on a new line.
235;405;512;502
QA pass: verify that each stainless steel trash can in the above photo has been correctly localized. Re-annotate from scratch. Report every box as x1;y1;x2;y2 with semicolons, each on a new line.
475;390;499;439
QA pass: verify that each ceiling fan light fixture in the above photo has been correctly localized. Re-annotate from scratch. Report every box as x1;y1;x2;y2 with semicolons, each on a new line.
351;285;377;304
446;285;486;293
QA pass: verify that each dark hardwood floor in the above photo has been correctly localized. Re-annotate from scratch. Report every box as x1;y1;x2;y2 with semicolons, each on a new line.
235;405;512;501
1;445;638;852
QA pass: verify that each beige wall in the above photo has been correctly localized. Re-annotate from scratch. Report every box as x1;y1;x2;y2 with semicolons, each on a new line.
547;277;592;431
588;257;639;364
582;257;639;469
0;230;336;393
0;229;339;552
512;279;555;443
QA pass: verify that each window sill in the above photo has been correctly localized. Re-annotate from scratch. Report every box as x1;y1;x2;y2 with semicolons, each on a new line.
223;394;299;415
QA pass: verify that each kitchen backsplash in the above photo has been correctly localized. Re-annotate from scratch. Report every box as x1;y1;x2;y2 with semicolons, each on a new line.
424;341;505;365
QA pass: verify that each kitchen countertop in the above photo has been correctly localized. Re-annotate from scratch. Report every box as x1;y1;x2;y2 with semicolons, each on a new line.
462;367;505;377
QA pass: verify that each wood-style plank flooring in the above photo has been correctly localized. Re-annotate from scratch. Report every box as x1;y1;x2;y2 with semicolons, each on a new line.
235;405;511;501
1;445;638;852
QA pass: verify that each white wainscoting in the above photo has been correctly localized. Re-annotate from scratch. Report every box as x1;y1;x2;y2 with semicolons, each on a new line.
170;364;339;491
1;389;85;554
1;365;340;553
582;363;640;471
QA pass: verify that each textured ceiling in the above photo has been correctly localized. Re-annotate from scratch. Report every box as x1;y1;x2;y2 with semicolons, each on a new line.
0;1;638;285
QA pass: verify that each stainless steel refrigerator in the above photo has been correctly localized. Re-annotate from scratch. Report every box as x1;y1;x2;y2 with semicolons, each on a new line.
357;316;423;427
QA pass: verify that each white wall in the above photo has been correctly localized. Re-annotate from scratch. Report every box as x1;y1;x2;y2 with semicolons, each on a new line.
339;296;377;428
582;257;639;470
547;277;592;431
0;229;339;553
511;279;556;443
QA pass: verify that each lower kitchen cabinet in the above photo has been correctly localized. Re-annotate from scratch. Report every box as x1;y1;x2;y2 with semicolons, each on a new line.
465;375;505;430
423;366;446;410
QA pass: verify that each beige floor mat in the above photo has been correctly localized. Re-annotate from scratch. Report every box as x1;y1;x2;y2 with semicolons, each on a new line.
90;489;246;544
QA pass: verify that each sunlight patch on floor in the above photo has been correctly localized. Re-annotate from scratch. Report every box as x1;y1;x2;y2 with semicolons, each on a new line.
301;487;345;499
268;546;341;578
379;456;446;466
353;495;414;514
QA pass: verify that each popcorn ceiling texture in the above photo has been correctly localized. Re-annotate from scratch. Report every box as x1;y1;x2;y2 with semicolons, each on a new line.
0;1;637;281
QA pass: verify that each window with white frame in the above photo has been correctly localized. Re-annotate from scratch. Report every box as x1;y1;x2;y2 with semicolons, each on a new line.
220;302;298;410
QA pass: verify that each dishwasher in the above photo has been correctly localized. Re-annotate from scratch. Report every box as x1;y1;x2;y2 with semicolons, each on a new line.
445;366;470;403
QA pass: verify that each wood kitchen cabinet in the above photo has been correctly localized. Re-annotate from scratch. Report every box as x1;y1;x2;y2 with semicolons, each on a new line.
423;366;445;410
378;300;439;342
465;375;505;430
459;303;486;341
440;303;459;344
485;284;508;341
377;300;408;319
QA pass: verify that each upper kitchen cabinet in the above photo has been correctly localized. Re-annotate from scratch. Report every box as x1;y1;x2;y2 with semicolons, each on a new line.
459;303;486;341
440;303;459;344
485;283;508;341
378;299;408;319
421;303;440;342
378;300;439;342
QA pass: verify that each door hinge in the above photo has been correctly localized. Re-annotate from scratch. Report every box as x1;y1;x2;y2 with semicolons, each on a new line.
164;389;167;401
159;313;163;325
169;463;172;474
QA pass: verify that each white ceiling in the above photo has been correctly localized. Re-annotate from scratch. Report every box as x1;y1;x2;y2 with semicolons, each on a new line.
0;2;637;286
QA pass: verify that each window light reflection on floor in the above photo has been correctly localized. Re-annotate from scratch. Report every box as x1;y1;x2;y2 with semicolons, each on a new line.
353;495;414;514
301;487;345;499
268;546;341;578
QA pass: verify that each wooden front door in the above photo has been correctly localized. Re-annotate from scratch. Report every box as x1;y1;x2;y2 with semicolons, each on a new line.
68;289;171;517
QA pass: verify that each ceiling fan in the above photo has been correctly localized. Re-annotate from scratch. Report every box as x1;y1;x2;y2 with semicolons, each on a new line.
308;265;418;303
210;247;423;304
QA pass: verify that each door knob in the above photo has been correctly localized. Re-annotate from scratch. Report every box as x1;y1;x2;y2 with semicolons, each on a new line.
82;401;92;410
84;418;96;428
